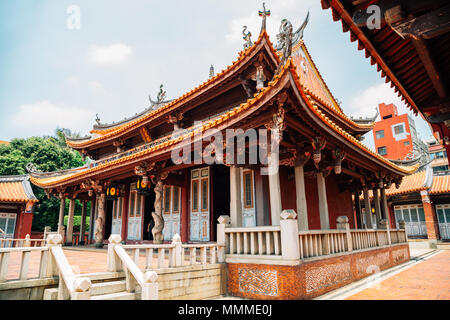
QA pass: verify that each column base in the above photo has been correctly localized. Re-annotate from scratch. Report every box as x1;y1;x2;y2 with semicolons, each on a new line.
94;242;104;248
79;241;85;246
427;239;438;249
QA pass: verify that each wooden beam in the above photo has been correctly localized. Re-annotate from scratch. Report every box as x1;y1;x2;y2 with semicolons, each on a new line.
411;38;447;98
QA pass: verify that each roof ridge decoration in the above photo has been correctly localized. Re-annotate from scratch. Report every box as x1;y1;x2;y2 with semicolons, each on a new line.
242;26;253;49
258;2;271;34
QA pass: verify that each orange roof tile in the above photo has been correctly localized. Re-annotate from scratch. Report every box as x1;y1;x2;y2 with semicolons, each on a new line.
429;174;450;195
0;176;38;203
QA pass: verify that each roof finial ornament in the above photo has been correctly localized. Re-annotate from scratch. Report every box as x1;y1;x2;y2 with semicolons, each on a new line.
275;19;293;74
157;84;166;103
258;2;271;34
209;65;215;78
242;26;253;49
95;113;101;125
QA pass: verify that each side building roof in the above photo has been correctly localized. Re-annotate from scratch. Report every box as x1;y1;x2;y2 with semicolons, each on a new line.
0;175;38;203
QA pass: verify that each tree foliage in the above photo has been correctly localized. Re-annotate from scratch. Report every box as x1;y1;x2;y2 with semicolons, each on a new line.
0;129;86;231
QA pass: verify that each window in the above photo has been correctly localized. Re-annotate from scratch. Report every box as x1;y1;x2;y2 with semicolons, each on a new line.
436;151;444;159
129;191;136;217
243;171;254;208
432;165;449;172
375;130;384;139
393;124;404;135
382;115;392;120
172;187;180;213
164;187;171;213
404;141;410;146
378;146;387;156
192;181;198;211
201;179;208;211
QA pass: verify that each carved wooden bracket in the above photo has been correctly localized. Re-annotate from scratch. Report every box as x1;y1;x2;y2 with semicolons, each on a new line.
332;148;346;174
311;136;326;169
112;139;126;153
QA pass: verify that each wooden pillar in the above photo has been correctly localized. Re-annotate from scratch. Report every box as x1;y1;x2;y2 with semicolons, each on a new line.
373;188;383;228
380;185;391;226
181;170;189;242
94;193;106;248
266;152;282;226
295;165;308;230
354;191;363;229
79;200;87;245
363;186;372;229
65;199;75;246
230;166;242;227
317;172;330;229
57;195;65;236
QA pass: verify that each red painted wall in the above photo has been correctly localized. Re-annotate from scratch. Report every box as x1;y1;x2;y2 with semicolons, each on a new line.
280;167;296;211
325;175;354;229
304;176;321;229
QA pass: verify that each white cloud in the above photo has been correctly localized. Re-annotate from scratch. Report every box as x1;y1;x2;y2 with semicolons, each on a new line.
67;76;80;87
88;80;104;91
9;101;94;136
346;82;407;118
89;43;133;65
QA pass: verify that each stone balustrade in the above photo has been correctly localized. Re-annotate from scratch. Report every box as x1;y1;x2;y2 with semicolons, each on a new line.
0;234;46;248
217;212;408;265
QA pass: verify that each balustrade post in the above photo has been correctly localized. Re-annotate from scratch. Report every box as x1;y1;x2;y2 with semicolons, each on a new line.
379;219;391;245
142;271;158;300
24;234;31;247
71;277;92;300
172;234;183;267
107;234;123;272
399;220;408;242
46;234;63;277
217;216;231;262
280;210;300;260
336;216;352;252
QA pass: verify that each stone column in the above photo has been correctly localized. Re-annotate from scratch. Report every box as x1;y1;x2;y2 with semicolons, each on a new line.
280;210;300;260
229;166;242;227
88;196;96;243
373;188;383;228
380;185;392;228
94;193;106;248
294;165;308;230
57;195;65;237
65;199;75;246
79;200;87;245
268;153;282;226
317;172;330;229
420;190;440;248
363;186;372;229
354;191;363;229
152;180;164;244
217;215;231;263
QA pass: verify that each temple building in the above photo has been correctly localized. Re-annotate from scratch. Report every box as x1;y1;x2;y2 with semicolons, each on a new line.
0;175;38;242
27;13;419;249
0;4;420;300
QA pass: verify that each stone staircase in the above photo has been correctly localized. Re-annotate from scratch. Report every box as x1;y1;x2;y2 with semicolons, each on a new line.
43;272;141;300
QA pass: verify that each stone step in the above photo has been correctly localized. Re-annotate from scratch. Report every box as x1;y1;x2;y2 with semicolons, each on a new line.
91;280;126;296
90;291;139;300
437;243;450;250
76;271;125;283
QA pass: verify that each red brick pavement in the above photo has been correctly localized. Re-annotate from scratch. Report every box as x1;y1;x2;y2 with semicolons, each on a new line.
347;250;450;300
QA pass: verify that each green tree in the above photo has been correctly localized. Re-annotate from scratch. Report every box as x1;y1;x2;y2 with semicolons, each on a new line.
0;129;86;231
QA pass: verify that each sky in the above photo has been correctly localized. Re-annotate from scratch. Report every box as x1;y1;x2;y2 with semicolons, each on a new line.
0;0;434;151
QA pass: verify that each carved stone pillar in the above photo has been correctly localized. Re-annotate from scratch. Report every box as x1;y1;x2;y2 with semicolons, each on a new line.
373;188;383;228
94;193;106;248
268;152;282;226
363;186;372;229
152;180;164;244
295;165;308;230
57;194;66;237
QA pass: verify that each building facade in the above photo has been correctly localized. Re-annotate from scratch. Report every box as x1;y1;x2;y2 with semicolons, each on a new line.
0;175;38;243
428;139;449;172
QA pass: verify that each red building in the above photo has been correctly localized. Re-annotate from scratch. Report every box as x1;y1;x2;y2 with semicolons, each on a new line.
0;175;38;240
373;103;418;160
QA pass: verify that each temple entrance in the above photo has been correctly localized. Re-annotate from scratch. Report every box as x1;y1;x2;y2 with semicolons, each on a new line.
162;185;181;241
104;200;113;240
394;205;427;237
127;182;143;240
143;187;155;241
111;198;123;236
436;204;450;240
190;167;210;242
211;165;230;241
0;213;16;241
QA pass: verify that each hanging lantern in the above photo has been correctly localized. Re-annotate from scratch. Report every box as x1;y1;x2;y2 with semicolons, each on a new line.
136;177;151;195
88;190;93;197
106;185;122;200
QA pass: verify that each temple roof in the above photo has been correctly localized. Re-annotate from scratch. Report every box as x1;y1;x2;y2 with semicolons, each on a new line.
0;175;38;203
66;28;375;150
30;57;418;189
